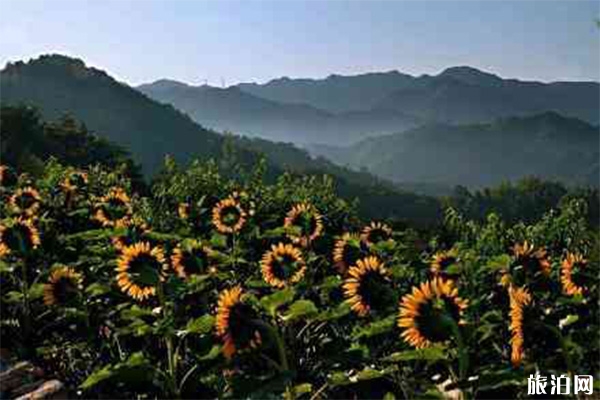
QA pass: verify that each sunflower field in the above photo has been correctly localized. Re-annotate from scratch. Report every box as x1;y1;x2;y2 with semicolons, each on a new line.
0;158;598;399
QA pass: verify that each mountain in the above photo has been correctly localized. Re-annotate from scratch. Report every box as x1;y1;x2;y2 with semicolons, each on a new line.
137;79;421;145
237;66;599;125
314;112;599;188
374;67;599;125
237;71;415;113
0;54;442;225
1;55;223;174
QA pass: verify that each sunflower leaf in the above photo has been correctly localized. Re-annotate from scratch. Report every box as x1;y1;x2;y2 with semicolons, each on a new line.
185;315;215;335
383;346;447;362
259;288;296;317
281;300;318;322
351;314;396;340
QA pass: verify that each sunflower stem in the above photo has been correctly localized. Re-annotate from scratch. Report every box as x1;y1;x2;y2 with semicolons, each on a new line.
20;258;32;356
444;315;468;384
157;282;178;397
252;319;289;372
542;323;575;379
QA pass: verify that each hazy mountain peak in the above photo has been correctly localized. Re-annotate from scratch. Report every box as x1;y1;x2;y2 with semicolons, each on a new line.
438;66;503;86
138;78;191;90
2;53;109;81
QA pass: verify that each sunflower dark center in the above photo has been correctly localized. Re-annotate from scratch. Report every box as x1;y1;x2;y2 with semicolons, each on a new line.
271;254;300;280
128;254;162;286
104;198;128;220
293;212;317;237
512;255;543;285
570;263;587;287
4;224;34;252
358;271;393;313
16;193;37;210
228;303;260;349
53;277;79;304
367;229;389;244
180;249;208;276
415;297;461;343
439;257;456;269
343;244;363;267
220;206;241;227
69;174;86;188
1;169;18;187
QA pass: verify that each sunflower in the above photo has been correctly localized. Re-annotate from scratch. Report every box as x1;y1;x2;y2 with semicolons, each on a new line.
112;217;150;252
212;197;247;234
430;248;459;277
93;187;133;228
283;203;323;247
332;233;364;274
398;278;468;348
178;202;190;220
343;256;394;316
61;171;89;193
508;285;532;367
261;243;306;288
500;241;551;287
360;222;393;246
215;286;262;359
9;187;41;216
171;240;215;279
561;253;587;296
43;266;83;306
0;165;18;188
0;217;41;257
115;242;168;301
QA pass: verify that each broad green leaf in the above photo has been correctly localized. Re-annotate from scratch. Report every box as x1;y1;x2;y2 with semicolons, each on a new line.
384;346;447;362
281;300;318;322
28;283;45;300
185;315;215;335
351;314;396;340
259;288;295;317
559;314;579;329
85;282;111;297
316;302;351;322
198;345;222;361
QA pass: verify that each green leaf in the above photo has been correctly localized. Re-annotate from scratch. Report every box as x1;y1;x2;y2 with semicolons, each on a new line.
290;383;312;397
484;254;511;272
80;365;113;390
80;352;153;390
351;314;396;340
4;291;23;303
281;300;318;322
198;345;222;361
259;288;295;317
384;346;447;362
28;283;45;300
316;302;351;322
85;282;111;297
559;314;579;329
0;261;14;274
185;315;215;335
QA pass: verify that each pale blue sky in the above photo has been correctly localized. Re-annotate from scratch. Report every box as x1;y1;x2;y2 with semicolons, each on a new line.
1;0;598;85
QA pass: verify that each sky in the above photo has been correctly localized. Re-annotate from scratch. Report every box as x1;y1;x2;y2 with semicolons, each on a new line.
0;0;598;86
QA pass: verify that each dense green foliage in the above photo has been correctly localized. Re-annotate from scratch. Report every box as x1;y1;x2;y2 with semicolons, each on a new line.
0;105;144;189
0;161;597;399
446;178;599;228
317;112;599;187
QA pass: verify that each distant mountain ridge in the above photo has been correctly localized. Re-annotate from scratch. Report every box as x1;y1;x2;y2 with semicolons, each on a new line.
139;65;598;146
312;111;599;188
238;66;599;124
137;78;421;145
